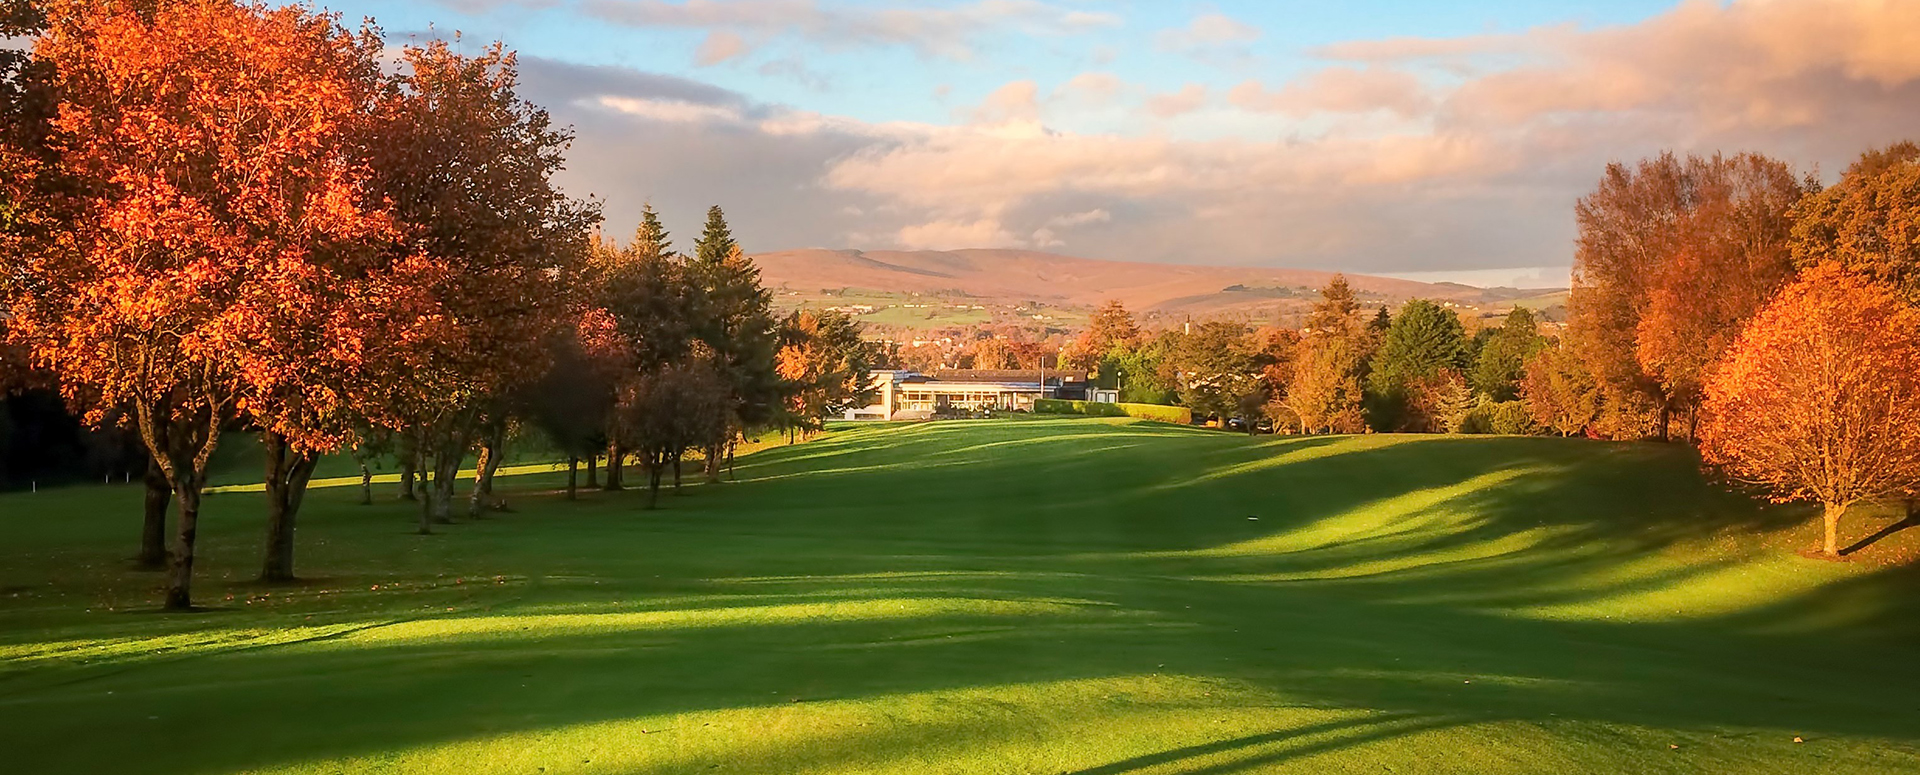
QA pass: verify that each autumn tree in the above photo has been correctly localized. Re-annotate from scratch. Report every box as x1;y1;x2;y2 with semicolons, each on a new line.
1169;321;1262;427
1071;300;1140;371
1790;141;1920;303
1367;299;1469;432
0;0;451;604
622;357;727;509
527;310;622;500
776;309;875;436
365;38;599;532
1281;277;1370;434
969;336;1017;370
1569;152;1809;440
1699;265;1920;557
1521;344;1601;438
592;210;690;490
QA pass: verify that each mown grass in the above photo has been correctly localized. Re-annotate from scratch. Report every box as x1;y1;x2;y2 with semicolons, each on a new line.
2;418;1917;774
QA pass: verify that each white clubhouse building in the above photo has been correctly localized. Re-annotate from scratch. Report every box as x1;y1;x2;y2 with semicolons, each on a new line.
845;369;1112;420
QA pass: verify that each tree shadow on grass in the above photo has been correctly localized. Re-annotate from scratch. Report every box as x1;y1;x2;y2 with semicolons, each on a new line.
6;420;1920;774
1841;516;1915;556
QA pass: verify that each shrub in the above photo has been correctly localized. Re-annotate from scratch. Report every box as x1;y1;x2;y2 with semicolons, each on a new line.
1035;399;1191;424
1454;399;1539;435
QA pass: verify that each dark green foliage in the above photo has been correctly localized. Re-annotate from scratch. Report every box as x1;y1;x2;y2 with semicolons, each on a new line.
1458;399;1542;435
1033;399;1192;423
1470;308;1549;401
1168;321;1264;424
1367;299;1469;430
1098;337;1179;404
1368;307;1392;335
687;206;780;435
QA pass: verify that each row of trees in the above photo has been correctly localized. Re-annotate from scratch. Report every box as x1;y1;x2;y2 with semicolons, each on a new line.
0;1;874;608
1059;291;1547;438
1058;145;1920;557
1533;147;1920;556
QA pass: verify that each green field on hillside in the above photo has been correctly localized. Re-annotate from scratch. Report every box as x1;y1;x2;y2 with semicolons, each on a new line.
2;419;1917;774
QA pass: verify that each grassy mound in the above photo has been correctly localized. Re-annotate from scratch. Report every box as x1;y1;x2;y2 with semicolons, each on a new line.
2;419;1916;774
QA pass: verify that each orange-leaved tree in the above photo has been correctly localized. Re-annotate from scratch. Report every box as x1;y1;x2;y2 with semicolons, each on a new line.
365;39;599;532
1699;264;1920;557
776;309;874;437
12;0;422;606
1570;152;1809;440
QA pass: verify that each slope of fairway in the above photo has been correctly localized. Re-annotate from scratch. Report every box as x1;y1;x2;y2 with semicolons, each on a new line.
2;419;1918;774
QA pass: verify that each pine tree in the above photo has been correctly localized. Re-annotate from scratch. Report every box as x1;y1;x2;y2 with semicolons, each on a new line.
634;202;671;260
687;206;778;480
1368;299;1469;431
1306;274;1361;334
694;204;737;265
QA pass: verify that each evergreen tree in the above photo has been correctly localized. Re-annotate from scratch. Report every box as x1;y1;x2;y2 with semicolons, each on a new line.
694;204;737;265
1368;299;1469;431
1306;274;1362;333
687;206;778;480
1367;307;1392;336
634;202;671;260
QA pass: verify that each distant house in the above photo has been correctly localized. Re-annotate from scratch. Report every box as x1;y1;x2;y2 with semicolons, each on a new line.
844;369;1092;420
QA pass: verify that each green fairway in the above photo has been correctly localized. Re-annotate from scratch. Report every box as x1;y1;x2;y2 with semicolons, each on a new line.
3;418;1917;774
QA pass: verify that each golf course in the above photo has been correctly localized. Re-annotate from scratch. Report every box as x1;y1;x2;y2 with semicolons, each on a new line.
3;417;1918;774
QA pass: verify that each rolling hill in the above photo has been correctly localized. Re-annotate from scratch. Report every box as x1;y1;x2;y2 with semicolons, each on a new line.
753;248;1561;328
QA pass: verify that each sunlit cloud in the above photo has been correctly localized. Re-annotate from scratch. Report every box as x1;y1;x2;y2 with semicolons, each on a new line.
491;0;1920;274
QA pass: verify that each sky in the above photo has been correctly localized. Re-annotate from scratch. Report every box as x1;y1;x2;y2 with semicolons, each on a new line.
311;0;1920;285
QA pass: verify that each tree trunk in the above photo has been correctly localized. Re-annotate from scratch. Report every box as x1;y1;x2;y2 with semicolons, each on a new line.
672;451;683;493
133;397;221;612
1656;402;1672;442
703;441;724;484
358;460;373;506
468;439;504;519
1823;502;1845;558
432;450;462;524
566;457;579;500
138;458;171;570
726;440;737;481
585;454;598;488
417;467;434;535
604;442;623;490
398;461;417;501
260;430;318;583
165;484;202;610
647;458;663;510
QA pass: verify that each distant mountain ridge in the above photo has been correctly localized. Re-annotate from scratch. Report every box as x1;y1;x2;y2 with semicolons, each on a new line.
751;248;1557;318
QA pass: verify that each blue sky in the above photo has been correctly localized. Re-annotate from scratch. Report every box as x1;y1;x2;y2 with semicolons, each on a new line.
307;1;1920;285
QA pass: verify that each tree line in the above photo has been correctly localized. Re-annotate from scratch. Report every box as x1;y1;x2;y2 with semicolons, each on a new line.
1062;147;1920;557
0;0;874;609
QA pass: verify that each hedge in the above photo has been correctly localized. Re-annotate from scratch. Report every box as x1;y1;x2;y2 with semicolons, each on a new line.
1036;398;1193;425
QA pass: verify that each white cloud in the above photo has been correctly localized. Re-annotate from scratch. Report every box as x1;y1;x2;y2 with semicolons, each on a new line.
577;0;1119;60
1145;83;1209;118
967;80;1042;124
595;95;744;124
1155;12;1261;52
897;218;1021;250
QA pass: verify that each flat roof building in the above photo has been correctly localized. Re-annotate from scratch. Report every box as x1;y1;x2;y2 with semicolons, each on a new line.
845;369;1091;420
